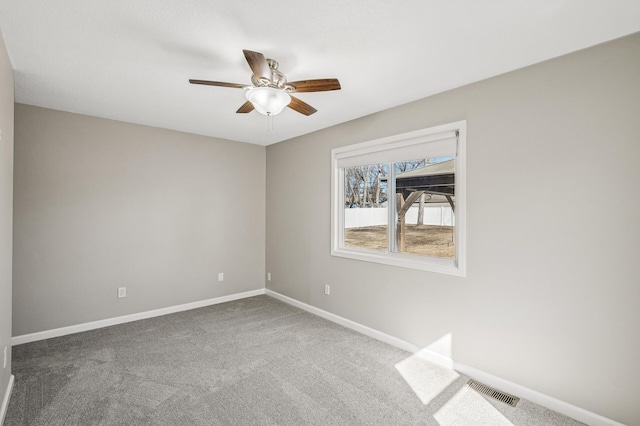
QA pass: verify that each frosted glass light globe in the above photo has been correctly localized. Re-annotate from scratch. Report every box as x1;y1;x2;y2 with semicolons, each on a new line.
245;87;291;116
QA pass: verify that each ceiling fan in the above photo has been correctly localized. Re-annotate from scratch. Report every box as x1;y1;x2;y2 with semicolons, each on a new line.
189;49;341;116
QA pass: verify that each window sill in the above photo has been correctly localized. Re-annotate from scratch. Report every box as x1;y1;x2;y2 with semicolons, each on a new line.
331;247;465;276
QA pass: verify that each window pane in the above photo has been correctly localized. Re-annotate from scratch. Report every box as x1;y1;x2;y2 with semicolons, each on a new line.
392;156;455;259
343;164;388;252
331;121;466;275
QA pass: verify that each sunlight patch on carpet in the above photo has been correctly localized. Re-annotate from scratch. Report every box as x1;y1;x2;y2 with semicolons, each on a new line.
395;351;459;405
434;385;513;426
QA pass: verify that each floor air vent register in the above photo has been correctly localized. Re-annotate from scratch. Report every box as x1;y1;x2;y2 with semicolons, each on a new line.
466;379;520;407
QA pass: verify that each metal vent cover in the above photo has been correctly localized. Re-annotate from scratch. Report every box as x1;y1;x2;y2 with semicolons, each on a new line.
466;379;520;407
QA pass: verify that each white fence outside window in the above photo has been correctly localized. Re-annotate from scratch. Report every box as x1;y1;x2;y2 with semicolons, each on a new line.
344;206;454;229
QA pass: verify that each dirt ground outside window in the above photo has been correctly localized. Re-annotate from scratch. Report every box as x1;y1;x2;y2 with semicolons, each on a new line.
344;225;455;258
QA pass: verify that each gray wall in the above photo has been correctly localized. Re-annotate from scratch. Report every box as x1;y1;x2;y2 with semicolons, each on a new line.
0;33;14;416
13;105;265;336
266;34;640;425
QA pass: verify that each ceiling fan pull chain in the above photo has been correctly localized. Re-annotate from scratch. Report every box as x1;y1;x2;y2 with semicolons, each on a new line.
267;114;273;133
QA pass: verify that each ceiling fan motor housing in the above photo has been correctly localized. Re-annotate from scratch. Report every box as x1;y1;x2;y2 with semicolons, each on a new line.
250;58;290;90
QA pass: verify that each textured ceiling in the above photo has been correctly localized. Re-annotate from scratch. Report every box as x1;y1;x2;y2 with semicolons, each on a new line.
1;1;639;146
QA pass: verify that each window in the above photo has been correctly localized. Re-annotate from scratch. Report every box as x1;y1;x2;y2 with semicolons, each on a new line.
331;121;466;276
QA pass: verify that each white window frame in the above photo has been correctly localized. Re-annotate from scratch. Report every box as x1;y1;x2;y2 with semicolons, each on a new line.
331;121;466;276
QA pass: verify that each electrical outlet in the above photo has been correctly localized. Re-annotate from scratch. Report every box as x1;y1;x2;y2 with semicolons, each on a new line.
267;272;271;281
117;287;126;298
218;272;224;282
324;284;330;295
3;346;7;369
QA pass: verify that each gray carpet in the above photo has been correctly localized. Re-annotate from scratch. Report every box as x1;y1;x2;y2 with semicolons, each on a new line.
6;295;584;425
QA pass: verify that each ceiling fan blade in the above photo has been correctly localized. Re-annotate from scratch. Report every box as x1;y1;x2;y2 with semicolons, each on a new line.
189;79;247;89
236;101;255;114
288;79;341;93
288;96;317;116
243;50;272;81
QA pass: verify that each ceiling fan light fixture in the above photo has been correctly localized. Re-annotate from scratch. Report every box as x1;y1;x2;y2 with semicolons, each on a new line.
245;87;291;116
190;49;340;116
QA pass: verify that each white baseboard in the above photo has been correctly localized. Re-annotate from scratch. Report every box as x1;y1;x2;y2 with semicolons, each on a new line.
0;375;14;426
265;289;623;426
451;361;624;426
265;289;421;354
12;289;266;346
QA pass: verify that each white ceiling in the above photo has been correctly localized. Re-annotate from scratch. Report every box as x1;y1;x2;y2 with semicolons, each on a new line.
1;1;639;146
